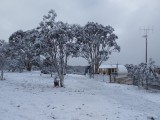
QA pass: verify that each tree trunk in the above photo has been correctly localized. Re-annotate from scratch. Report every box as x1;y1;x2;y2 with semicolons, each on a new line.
64;54;68;75
94;45;100;74
94;62;99;74
59;44;65;87
59;74;64;87
50;66;53;77
89;64;94;78
1;70;4;80
59;62;64;87
141;78;144;87
51;73;53;77
26;65;32;71
146;77;149;90
26;62;32;71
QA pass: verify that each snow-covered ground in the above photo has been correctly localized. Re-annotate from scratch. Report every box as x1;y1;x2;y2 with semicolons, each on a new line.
0;71;160;120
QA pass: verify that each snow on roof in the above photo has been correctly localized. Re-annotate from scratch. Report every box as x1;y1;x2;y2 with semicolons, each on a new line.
99;64;117;69
99;64;128;74
117;65;128;73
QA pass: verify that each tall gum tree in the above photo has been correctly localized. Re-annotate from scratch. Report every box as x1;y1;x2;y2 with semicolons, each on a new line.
80;22;120;77
39;10;75;87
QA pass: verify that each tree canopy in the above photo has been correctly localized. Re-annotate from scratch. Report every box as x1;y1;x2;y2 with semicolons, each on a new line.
5;9;120;86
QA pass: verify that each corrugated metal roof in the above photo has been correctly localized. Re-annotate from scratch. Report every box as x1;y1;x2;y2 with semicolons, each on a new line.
99;64;128;74
99;65;117;68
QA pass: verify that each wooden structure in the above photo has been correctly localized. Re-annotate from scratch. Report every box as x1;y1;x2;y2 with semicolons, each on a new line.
98;65;117;75
98;64;128;76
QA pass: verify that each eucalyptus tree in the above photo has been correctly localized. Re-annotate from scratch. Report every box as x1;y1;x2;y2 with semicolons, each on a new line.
23;29;40;71
64;24;83;73
0;40;8;80
80;22;120;77
39;10;75;87
8;30;26;72
8;29;40;71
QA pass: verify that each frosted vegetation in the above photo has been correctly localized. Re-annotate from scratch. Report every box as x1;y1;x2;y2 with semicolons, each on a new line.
0;9;160;87
126;58;160;90
0;10;159;86
0;9;120;86
0;9;160;120
0;10;159;89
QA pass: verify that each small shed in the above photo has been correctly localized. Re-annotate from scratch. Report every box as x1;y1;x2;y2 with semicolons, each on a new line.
98;64;128;76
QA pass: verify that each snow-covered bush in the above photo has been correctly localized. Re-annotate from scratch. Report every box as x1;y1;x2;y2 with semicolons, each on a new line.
126;59;160;90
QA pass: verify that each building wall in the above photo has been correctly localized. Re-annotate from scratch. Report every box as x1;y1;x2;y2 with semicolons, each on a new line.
98;68;117;75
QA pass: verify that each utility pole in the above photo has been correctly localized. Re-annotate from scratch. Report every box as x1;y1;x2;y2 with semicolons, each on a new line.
140;27;153;64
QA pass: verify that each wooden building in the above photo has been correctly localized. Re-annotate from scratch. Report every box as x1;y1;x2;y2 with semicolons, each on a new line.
98;64;128;76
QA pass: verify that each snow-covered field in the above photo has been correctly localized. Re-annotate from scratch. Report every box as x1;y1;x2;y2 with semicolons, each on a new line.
0;71;160;120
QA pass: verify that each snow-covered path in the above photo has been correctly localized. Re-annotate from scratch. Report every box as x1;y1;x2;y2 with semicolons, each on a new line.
0;71;160;120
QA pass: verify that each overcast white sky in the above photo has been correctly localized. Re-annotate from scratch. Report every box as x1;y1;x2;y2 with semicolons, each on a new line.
0;0;160;65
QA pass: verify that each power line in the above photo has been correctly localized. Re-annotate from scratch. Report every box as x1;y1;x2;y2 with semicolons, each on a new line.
140;26;153;64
